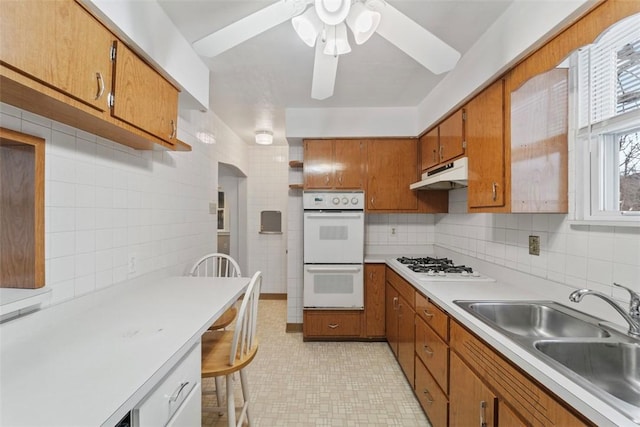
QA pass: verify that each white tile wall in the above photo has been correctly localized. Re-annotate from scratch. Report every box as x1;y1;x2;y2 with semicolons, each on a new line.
436;188;640;302
247;145;289;295
287;146;304;323
1;103;222;306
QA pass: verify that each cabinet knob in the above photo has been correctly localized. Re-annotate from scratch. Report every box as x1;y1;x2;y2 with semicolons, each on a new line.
423;344;434;357
480;400;488;427
423;309;434;319
423;389;434;405
327;323;339;329
169;381;190;402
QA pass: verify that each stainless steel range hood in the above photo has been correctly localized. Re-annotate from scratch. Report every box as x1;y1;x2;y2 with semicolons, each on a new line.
410;157;468;190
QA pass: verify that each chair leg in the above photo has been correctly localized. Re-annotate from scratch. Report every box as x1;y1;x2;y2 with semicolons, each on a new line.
215;376;224;416
240;369;251;426
226;373;236;427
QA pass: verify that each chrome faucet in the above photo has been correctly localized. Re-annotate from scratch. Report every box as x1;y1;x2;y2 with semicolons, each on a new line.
569;283;640;337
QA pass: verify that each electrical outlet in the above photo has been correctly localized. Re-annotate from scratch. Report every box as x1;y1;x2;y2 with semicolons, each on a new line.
391;227;396;235
528;235;540;256
128;254;137;275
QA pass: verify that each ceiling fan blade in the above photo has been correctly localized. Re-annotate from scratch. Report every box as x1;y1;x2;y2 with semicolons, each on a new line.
374;3;461;74
311;39;339;100
193;1;304;57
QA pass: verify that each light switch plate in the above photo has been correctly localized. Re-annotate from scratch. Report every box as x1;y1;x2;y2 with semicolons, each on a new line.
529;235;540;256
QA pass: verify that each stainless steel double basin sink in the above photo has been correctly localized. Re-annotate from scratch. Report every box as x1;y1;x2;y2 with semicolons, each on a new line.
454;300;640;424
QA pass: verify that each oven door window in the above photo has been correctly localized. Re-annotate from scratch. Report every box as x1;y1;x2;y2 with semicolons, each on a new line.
303;265;364;309
303;212;364;263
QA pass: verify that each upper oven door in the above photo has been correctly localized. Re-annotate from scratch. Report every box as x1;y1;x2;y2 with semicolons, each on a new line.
303;211;364;264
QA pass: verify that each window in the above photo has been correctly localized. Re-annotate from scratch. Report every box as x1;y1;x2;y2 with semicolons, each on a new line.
574;14;640;224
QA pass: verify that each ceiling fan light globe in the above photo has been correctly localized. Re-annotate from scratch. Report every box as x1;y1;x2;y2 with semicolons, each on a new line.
315;0;351;25
292;8;322;47
323;23;351;56
346;3;381;45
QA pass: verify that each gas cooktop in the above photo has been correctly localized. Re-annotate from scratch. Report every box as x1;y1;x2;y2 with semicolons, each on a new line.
395;256;495;282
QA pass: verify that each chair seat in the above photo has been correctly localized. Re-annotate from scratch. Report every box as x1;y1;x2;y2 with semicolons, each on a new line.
209;306;237;330
202;331;259;378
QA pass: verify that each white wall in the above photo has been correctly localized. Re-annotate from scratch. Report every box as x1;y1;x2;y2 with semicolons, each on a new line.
0;103;228;305
246;145;289;294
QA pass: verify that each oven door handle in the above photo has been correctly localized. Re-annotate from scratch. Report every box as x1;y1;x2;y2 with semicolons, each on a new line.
305;266;362;273
304;213;363;219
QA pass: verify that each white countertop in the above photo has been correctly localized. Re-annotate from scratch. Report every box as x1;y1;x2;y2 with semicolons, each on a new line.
0;276;249;427
385;258;638;427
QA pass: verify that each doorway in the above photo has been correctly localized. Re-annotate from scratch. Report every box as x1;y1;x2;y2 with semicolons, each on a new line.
218;162;248;274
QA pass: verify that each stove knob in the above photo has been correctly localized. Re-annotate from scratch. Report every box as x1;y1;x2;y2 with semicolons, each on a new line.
342;197;349;205
332;197;340;205
461;271;469;277
427;270;436;276
438;271;446;276
351;197;359;205
472;271;481;277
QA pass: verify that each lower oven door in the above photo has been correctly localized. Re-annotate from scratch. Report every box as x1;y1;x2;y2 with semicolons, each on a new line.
303;264;364;309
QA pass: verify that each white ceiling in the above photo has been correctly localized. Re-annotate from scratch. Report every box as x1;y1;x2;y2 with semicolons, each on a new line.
157;0;514;145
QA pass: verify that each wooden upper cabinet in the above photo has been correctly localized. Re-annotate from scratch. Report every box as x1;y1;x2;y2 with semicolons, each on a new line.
0;0;113;112
419;127;439;171
111;41;180;146
466;79;506;209
366;139;420;211
304;139;364;189
438;109;465;163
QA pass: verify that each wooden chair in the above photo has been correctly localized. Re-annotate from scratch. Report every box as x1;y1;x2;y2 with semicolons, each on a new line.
189;253;242;330
202;271;262;427
189;253;242;412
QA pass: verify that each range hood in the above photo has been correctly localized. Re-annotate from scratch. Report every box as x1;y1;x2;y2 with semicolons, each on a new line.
410;157;468;190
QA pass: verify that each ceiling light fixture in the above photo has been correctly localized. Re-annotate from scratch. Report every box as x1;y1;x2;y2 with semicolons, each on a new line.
255;130;273;145
323;23;351;56
293;0;380;55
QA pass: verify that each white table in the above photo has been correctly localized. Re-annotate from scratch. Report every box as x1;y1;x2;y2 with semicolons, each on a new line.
0;276;250;426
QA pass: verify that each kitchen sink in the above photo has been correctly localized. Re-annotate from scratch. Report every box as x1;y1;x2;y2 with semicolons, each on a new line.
455;300;611;338
454;299;640;424
536;341;640;408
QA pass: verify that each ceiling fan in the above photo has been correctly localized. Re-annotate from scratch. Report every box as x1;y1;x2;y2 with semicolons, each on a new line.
192;0;461;100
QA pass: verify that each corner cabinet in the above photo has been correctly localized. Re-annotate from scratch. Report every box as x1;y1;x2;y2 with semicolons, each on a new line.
303;139;364;189
0;0;190;152
466;79;506;209
367;139;448;213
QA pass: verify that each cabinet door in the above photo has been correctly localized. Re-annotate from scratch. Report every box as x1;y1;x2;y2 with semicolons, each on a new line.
303;310;362;337
420;128;439;171
0;0;113;112
467;79;506;208
112;41;179;144
364;264;385;337
498;400;527;427
450;352;496;427
304;140;334;189
438;109;465;163
334;140;364;189
367;139;420;211
385;282;399;356
166;382;201;427
397;296;415;388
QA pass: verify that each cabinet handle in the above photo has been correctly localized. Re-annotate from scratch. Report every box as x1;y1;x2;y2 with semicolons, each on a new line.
169;381;190;402
423;309;434;319
492;182;497;201
439;145;444;161
423;389;434;405
327;323;339;329
423;344;434;356
393;296;398;310
95;72;105;100
337;174;343;185
480;400;487;427
169;119;177;139
370;196;375;206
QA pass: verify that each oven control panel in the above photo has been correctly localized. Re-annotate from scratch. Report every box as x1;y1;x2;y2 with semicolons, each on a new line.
303;191;365;210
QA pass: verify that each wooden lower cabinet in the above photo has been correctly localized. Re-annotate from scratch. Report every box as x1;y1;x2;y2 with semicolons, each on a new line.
415;356;448;427
364;264;385;338
303;310;362;338
450;321;591;427
385;267;416;388
449;351;497;427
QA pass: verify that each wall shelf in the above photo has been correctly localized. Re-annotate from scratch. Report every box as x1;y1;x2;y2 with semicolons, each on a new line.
289;184;303;190
289;160;303;168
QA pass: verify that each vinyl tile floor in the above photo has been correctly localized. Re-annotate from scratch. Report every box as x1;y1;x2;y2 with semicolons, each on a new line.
202;299;430;426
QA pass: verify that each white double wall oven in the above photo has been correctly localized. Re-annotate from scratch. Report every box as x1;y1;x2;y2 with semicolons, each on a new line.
303;191;365;309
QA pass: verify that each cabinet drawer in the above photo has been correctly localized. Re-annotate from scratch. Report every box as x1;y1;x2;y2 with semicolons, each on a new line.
304;310;362;337
415;316;449;392
386;268;415;309
415;357;448;427
415;293;449;341
134;342;201;427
